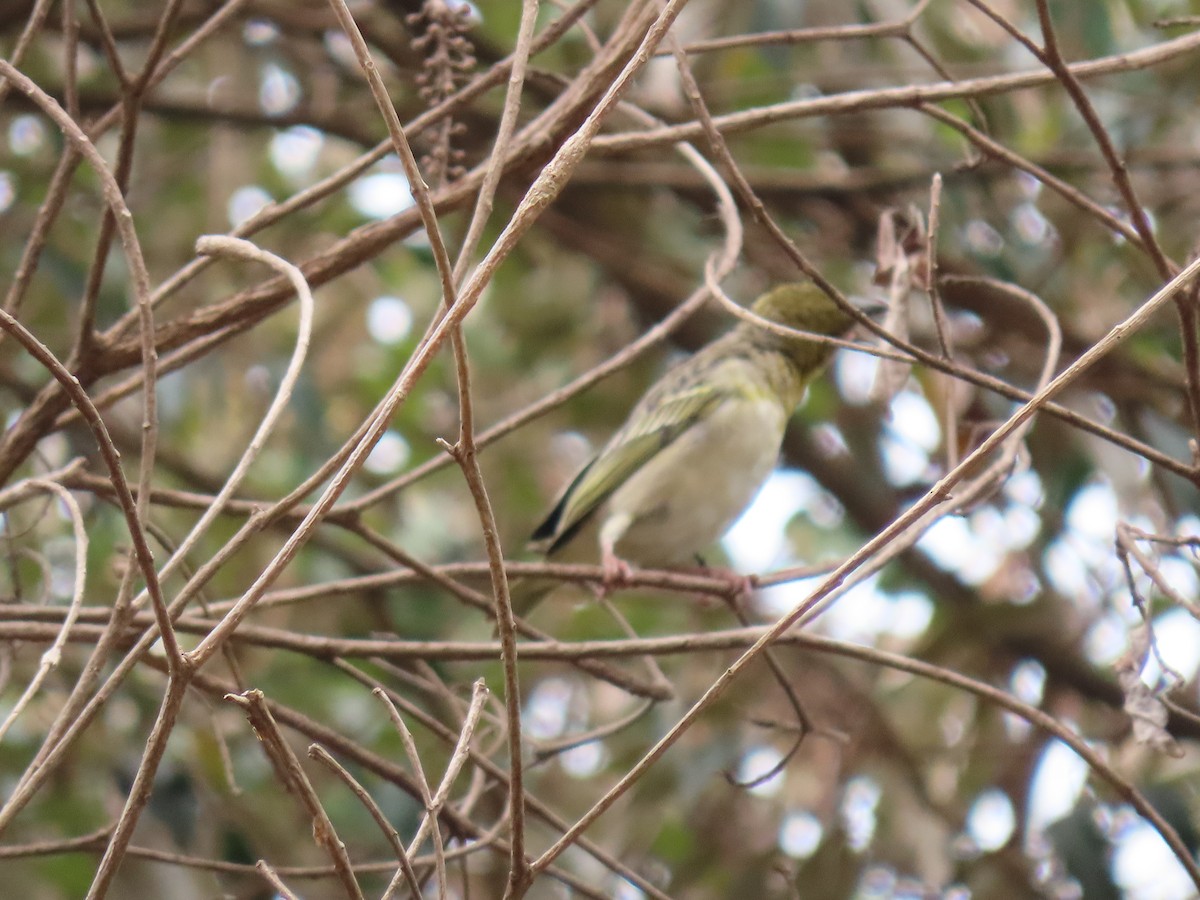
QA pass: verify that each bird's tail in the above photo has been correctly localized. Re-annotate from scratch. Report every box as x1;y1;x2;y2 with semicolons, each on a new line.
507;575;560;620
451;569;562;627
478;576;558;639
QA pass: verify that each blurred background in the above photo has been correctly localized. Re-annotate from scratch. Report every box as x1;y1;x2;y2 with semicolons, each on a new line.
2;0;1200;897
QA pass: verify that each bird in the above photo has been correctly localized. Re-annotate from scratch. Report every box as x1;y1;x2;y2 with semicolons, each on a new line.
515;282;872;614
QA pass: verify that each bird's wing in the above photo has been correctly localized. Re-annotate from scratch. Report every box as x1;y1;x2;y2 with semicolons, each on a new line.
531;378;725;553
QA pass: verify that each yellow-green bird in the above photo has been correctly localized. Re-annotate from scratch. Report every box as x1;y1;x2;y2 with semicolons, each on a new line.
515;282;870;612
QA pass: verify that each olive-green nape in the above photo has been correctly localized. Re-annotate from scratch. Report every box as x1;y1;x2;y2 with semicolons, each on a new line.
747;283;855;337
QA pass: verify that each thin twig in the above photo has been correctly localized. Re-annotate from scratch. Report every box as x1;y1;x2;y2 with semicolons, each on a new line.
309;744;424;899
0;61;177;669
0;478;88;743
591;29;1200;153
226;690;365;900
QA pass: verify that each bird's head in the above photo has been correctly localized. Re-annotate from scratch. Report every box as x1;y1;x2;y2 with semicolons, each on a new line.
736;282;883;382
748;283;860;337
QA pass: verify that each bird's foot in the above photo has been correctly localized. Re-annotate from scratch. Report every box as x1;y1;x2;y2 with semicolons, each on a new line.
599;550;635;595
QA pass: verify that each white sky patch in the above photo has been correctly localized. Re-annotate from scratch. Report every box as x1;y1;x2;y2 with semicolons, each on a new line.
323;29;358;68
1043;536;1094;602
1004;469;1044;507
611;878;647;900
364;431;410;475
366;296;414;344
1040;481;1131;617
890;390;941;450
1017;170;1044;198
1065;481;1119;542
779;810;823;859
561;741;607;779
0;172;13;214
1113;817;1195;900
1012;201;1053;244
8;115;45;155
887;591;935;639
841;776;881;851
967;505;1005;545
524;678;573;741
878;389;940;487
967;788;1016;851
964;218;1004;256
1175;514;1200;539
445;0;482;20
243;18;279;45
1158;555;1199;601
227;185;273;227
1141;607;1200;684
880;432;929;486
736;746;785;798
1002;710;1032;742
756;575;931;643
834;348;880;405
918;515;1002;585
810;422;849;459
46;536;79;600
754;576;820;620
1009;659;1046;706
349;172;415;220
270;126;323;179
259;62;300;116
1000;503;1041;550
1027;739;1089;831
817;577;890;640
722;469;816;572
822;580;891;641
1085;611;1133;666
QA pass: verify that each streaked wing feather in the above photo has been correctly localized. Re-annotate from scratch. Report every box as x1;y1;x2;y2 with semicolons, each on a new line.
532;380;723;551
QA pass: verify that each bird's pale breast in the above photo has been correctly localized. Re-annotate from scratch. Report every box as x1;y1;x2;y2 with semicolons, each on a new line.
602;390;788;566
